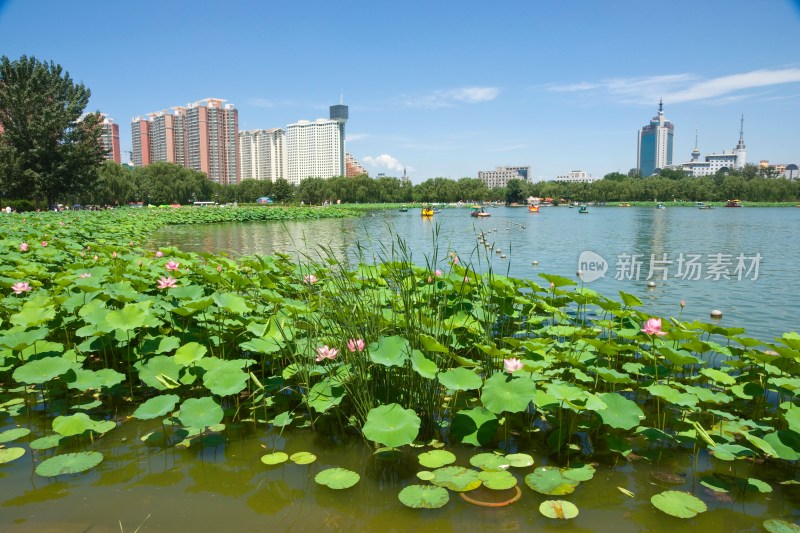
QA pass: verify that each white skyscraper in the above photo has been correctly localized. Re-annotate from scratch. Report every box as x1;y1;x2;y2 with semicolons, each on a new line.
239;128;286;181
286;119;344;185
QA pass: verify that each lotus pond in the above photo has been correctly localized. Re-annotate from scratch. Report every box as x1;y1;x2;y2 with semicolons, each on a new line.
0;207;798;532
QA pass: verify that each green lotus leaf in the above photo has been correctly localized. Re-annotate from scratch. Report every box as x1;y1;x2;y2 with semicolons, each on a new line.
137;355;192;390
92;420;116;434
178;397;223;429
53;413;97;437
469;452;509;471
68;368;125;391
451;407;499;446
271;411;293;428
763;430;800;461
0;327;49;351
410;349;438;379
743;477;772;493
540;273;576;288
0;427;31;443
0;447;26;464
417;471;435;481
700;368;736;386
480;372;536;414
368;335;411;368
504;453;534;468
430;466;481;492
438;367;482;391
477;470;517;490
563;464;596;482
13;356;72;385
597;392;645;430
10;295;56;328
170;285;205;301
315;467;360;489
132;394;179;420
174;342;208;365
35;451;104;477
213;292;251;314
700;476;732;493
29;434;62;450
307;378;344;413
362;403;420;448
105;302;153;332
261;452;288;465
524;467;580;495
418;334;449;353
651;490;707;518
398;484;449;509
763;519;800;533
539;499;579;519
289;452;317;465
202;361;248;396
418;450;456;469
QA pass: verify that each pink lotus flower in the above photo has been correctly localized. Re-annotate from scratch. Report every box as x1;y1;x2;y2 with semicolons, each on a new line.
216;265;222;272
155;251;164;258
11;281;31;295
19;242;28;252
304;274;318;284
93;255;98;261
641;318;667;336
464;276;470;283
315;345;338;362
157;276;178;289
79;273;92;279
347;338;365;352
435;269;443;277
41;241;48;247
138;260;142;267
165;260;180;271
453;256;459;265
112;251;118;259
86;246;91;251
129;241;134;246
504;357;524;373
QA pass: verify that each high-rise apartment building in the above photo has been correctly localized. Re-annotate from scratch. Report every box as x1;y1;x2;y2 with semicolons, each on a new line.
345;153;367;177
637;100;674;177
286;104;348;185
477;166;530;189
98;114;121;164
131;98;239;185
239;128;287;181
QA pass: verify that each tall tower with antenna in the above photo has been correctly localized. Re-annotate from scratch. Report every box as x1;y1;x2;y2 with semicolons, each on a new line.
734;114;746;169
637;99;674;177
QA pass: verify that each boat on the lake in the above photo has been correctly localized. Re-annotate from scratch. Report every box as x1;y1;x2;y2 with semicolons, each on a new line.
656;203;666;209
399;206;408;212
579;205;588;214
725;199;742;207
528;205;540;213
618;202;631;207
696;202;713;210
421;205;434;216
471;206;491;217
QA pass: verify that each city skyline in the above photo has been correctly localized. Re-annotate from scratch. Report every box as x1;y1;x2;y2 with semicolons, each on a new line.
0;0;798;183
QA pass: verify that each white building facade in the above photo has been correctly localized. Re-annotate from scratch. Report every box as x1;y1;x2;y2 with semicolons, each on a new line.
239;128;286;181
477;166;530;189
675;116;747;177
554;170;598;183
286;119;344;185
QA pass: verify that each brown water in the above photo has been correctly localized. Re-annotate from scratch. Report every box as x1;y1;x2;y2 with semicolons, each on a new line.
2;413;797;532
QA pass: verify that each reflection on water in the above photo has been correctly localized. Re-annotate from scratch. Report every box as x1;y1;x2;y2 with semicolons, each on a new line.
1;419;797;532
152;206;800;341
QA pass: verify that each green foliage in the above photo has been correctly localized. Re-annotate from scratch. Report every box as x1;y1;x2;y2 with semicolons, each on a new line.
0;55;105;207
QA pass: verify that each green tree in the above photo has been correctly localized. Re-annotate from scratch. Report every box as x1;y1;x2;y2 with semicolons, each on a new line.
504;179;525;205
0;55;105;207
93;161;135;206
271;178;294;203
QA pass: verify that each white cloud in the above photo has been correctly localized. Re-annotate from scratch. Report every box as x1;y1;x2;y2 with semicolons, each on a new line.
346;133;369;142
399;86;500;108
363;154;406;173
545;68;800;105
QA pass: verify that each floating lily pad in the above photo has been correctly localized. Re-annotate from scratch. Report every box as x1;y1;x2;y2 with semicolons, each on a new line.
260;452;288;465
539;500;579;519
651;490;707;518
289;452;317;465
743;477;772;493
29;435;62;450
563;464;596;482
35;451;104;477
0;447;26;464
504;453;534;468
477;470;517;490
524;467;580;495
700;476;732;493
178;397;223;429
430;466;482;492
437;367;482;391
418;450;456;469
315;467;360;490
398;484;449;509
0;427;31;443
469;452;509;471
416;471;435;481
764;519;800;533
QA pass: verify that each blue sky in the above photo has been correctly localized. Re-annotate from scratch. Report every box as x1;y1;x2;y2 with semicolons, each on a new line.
1;0;798;183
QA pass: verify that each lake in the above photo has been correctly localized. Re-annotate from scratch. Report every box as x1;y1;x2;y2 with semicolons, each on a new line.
153;205;800;342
